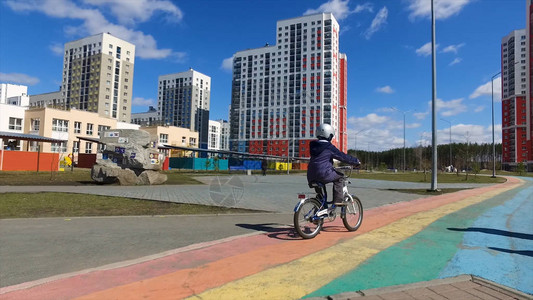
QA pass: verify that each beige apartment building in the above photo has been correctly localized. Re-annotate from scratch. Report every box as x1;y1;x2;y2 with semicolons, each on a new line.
142;125;199;157
60;33;135;122
23;107;139;155
21;107;198;158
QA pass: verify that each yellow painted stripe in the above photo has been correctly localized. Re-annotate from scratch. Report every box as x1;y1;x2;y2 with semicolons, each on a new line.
188;182;522;300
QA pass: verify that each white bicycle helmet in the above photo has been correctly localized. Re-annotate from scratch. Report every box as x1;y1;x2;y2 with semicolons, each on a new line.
316;123;334;141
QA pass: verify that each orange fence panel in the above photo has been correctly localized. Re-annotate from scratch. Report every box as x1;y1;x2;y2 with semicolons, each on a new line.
0;150;60;171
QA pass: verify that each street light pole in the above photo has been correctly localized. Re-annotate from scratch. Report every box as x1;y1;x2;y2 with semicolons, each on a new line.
440;118;452;168
430;0;438;191
491;72;500;178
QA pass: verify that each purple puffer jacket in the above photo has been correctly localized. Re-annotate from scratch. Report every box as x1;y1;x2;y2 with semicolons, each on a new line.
306;140;360;185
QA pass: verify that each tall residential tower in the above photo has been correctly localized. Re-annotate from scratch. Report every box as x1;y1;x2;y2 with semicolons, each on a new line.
61;33;135;122
230;13;348;158
501;29;529;168
158;69;211;149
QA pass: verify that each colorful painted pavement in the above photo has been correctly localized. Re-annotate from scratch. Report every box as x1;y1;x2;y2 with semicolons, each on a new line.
1;176;531;299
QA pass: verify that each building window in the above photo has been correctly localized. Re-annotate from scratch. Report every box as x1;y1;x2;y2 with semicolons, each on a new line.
51;142;67;153
74;121;81;134
182;136;186;144
189;137;197;146
52;119;69;132
86;123;94;135
31;118;40;131
85;142;93;154
159;134;168;143
73;141;79;153
8;117;22;131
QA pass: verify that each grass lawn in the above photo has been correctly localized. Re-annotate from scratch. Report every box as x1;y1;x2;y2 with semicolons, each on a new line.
0;192;260;219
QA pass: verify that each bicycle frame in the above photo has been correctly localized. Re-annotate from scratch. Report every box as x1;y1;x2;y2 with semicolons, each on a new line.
294;167;352;219
294;166;363;238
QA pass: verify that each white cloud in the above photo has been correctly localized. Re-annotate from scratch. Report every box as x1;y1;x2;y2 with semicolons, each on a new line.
49;43;64;56
376;85;395;94
413;111;429;120
169;52;188;63
0;72;40;85
354;3;373;13
347;112;422;150
221;56;234;72
304;0;373;21
449;58;462;66
363;6;388;39
132;97;155;106
351;113;389;126
416;42;437;57
416;97;468;120
469;77;501;100
436;123;501;145
5;0;182;60
406;0;472;21
474;105;485;113
442;43;465;54
437;98;468;117
82;0;183;25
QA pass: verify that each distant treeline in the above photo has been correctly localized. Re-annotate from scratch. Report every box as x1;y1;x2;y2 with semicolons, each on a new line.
348;142;502;172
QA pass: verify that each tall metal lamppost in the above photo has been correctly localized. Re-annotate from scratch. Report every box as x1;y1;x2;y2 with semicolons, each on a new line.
430;0;439;191
490;72;500;178
440;118;452;168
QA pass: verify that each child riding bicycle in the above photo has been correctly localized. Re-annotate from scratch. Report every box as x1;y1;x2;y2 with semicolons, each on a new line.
307;123;361;206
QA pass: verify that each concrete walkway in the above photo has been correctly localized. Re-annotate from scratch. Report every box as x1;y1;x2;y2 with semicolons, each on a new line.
0;173;493;212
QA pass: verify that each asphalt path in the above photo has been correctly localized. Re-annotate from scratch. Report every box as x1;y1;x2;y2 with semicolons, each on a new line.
0;213;292;287
0;174;501;290
0;175;531;299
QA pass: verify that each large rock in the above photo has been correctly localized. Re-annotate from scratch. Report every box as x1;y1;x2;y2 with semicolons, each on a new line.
91;165;138;185
91;129;167;185
91;165;168;185
138;170;168;185
97;129;162;171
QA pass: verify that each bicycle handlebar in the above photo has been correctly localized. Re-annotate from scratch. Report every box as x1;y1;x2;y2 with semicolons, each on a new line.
335;166;353;170
334;166;354;178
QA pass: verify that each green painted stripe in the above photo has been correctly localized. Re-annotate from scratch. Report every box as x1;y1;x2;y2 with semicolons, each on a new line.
305;186;522;298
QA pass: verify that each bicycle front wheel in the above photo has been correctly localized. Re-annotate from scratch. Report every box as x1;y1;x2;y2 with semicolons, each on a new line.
294;198;323;239
341;194;363;231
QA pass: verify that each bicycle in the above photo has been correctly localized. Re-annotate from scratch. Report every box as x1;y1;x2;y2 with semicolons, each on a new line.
293;166;363;239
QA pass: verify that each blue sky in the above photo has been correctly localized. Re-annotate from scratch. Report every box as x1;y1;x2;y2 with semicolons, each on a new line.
0;0;526;151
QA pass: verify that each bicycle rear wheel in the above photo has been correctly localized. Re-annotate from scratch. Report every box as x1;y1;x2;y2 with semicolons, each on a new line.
341;194;363;231
294;198;323;239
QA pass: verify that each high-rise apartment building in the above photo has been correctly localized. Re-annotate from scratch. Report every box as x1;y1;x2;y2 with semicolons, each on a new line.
158;69;211;149
60;33;135;122
501;0;533;171
208;119;230;151
229;13;348;158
